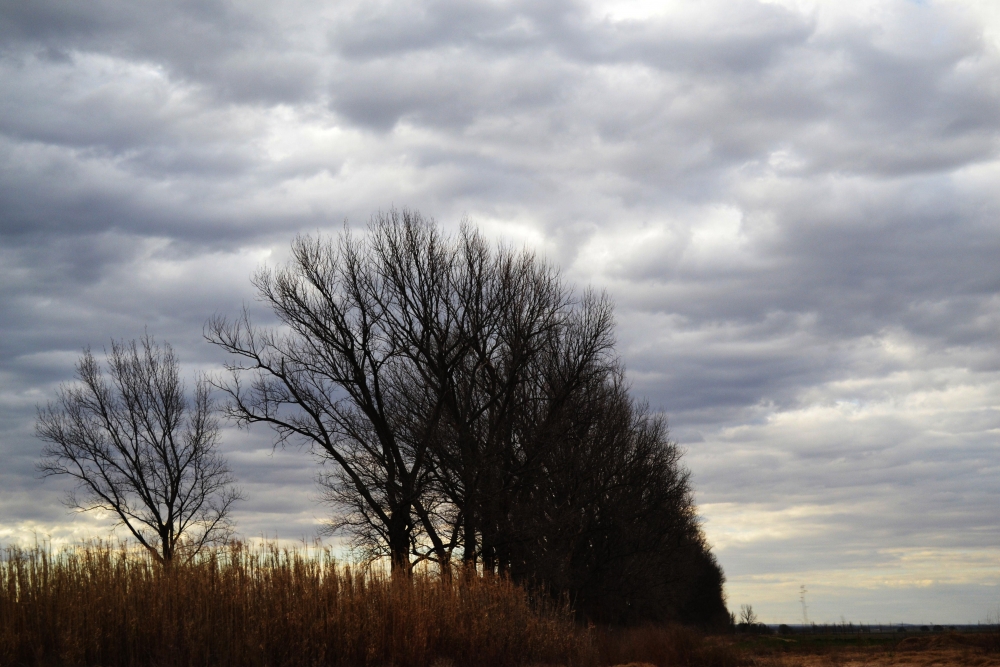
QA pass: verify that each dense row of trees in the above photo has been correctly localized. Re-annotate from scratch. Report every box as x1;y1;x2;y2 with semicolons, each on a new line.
38;209;728;626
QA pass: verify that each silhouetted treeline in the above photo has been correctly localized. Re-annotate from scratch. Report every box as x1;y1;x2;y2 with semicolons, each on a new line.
207;209;728;626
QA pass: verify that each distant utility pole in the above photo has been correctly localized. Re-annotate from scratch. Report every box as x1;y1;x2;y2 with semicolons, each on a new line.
800;585;809;625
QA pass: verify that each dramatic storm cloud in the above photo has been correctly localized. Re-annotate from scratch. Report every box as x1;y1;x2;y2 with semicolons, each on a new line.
2;0;999;623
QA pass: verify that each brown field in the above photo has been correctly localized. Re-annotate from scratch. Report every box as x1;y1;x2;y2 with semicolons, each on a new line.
720;632;1000;667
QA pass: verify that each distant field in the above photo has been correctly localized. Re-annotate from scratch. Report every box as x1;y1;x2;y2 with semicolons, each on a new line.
724;631;1000;666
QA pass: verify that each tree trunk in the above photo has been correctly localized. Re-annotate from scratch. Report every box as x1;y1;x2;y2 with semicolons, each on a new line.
462;510;477;565
388;512;412;576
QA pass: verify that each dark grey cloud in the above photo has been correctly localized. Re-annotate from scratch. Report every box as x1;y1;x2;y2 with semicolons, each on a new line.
0;0;322;105
1;0;999;622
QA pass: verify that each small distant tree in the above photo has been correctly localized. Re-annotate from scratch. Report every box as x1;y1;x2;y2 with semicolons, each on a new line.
739;604;759;631
36;336;243;564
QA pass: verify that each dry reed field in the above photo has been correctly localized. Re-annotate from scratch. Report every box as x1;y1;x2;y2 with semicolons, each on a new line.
0;542;739;667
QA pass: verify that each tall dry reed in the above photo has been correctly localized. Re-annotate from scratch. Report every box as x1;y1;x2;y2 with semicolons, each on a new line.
0;542;743;667
0;541;585;667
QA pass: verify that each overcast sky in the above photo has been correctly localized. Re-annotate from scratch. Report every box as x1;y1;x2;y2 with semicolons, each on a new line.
2;0;1000;624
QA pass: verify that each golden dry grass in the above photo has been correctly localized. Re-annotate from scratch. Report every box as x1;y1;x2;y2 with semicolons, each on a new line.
0;542;742;667
0;541;580;667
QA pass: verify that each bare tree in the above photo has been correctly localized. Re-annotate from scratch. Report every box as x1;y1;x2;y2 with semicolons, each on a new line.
740;604;759;627
36;336;243;565
206;222;440;573
367;215;569;569
205;211;567;573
